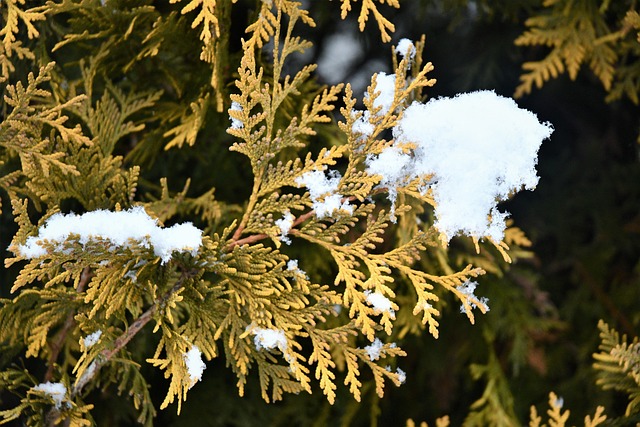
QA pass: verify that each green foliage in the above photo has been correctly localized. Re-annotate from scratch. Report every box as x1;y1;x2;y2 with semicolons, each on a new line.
514;0;640;104
593;320;640;419
528;391;607;427
339;0;400;43
0;0;638;426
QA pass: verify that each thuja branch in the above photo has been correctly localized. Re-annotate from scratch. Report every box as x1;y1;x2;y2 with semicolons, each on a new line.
45;266;93;382
226;209;317;250
70;267;199;397
231;176;264;241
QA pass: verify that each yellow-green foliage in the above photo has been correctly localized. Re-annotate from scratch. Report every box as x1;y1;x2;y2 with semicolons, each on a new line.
0;0;612;426
528;392;607;427
593;320;640;416
514;0;640;103
339;0;400;43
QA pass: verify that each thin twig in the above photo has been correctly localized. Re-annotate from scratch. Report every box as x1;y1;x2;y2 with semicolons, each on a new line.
45;266;92;382
227;233;269;249
70;269;196;398
226;206;321;250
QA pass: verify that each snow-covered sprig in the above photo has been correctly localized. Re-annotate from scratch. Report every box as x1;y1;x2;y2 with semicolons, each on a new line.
12;206;202;265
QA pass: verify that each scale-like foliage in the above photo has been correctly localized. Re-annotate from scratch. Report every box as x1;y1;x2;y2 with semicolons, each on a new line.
340;0;400;42
515;0;639;103
0;0;46;80
593;320;640;417
0;0;560;425
528;392;606;427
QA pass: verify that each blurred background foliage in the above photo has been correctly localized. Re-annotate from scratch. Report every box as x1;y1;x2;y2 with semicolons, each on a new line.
1;0;639;425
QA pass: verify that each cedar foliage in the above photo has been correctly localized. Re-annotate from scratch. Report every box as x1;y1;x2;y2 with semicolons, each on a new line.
0;1;639;426
514;0;640;104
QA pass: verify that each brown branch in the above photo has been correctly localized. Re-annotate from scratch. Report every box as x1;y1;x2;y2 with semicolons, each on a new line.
227;233;269;249
225;204;328;250
70;269;196;398
70;306;157;396
225;210;317;250
44;266;92;382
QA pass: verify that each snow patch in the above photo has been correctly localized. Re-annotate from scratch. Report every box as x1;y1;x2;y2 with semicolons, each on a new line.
183;346;206;387
458;280;490;314
366;90;552;242
286;259;299;271
364;337;384;361
364;290;396;318
82;330;102;349
250;326;288;353
16;206;203;263
286;259;308;281
396;38;416;61
229;101;243;130
352;111;375;138
32;382;67;409
554;395;564;409
275;210;295;244
366;72;396;116
296;170;353;218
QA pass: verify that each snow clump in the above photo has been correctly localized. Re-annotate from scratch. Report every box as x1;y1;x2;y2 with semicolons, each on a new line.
228;101;244;130
32;382;67;409
286;259;308;280
250;326;288;353
275;210;295;244
396;38;416;60
364;337;385;361
457;280;490;315
367;72;396;115
366;90;553;242
396;367;407;384
82;330;102;349
16;206;203;264
296;170;353;218
183;346;206;387
364;290;396;319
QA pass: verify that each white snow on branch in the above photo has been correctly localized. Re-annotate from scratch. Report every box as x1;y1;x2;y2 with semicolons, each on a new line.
367;72;396;116
16;206;203;263
458;280;490;315
367;90;553;242
249;326;288;353
248;325;297;368
365;146;412;221
229;101;244;130
296;170;353;218
286;259;299;272
364;290;396;319
82;330;102;349
286;259;308;281
351;70;398;139
396;38;416;61
275;210;295;244
386;365;407;385
364;337;384;361
296;169;339;199
352;110;375;138
183;346;206;387
32;382;67;409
